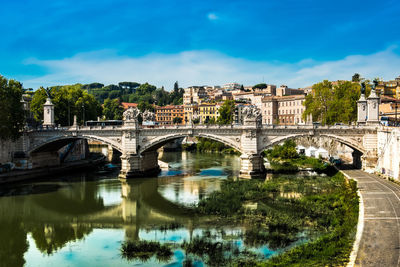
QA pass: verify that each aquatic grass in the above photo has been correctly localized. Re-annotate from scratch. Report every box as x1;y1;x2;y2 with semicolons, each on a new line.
194;171;359;266
157;222;183;231
120;240;173;262
259;173;359;266
181;236;258;267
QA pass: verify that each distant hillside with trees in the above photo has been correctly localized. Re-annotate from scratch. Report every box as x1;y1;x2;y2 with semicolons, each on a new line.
82;81;184;105
30;81;185;124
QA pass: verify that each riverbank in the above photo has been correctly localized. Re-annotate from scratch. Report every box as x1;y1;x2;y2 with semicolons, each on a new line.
0;156;105;184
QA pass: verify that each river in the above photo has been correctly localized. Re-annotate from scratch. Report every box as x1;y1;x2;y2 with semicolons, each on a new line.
0;151;306;266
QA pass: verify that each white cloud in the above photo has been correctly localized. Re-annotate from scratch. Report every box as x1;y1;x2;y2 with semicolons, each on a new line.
207;13;218;21
21;47;400;90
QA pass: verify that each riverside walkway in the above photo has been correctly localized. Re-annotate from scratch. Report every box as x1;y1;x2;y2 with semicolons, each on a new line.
343;169;400;267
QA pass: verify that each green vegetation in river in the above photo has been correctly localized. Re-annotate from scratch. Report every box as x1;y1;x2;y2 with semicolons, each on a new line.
195;172;359;266
121;240;173;262
264;140;336;174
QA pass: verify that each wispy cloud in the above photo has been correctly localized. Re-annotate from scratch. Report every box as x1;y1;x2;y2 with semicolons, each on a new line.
207;12;218;21
21;47;400;89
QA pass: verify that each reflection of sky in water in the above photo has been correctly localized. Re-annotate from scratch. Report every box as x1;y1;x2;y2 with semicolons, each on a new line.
24;230;132;267
157;175;225;206
158;152;232;206
96;181;122;206
159;170;184;176
24;230;193;267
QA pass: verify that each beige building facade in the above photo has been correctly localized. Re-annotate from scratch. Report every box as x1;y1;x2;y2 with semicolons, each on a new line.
261;95;307;125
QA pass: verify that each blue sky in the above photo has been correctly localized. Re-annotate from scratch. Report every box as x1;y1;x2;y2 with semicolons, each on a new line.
1;0;400;89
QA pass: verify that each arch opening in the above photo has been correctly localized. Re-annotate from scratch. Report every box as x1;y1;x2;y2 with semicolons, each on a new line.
140;134;242;155
260;134;365;169
29;136;122;155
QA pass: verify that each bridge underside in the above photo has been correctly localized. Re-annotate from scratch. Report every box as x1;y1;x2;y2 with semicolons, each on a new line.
31;138;81;153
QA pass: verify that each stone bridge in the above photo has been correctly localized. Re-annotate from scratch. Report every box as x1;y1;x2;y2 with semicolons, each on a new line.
22;112;379;178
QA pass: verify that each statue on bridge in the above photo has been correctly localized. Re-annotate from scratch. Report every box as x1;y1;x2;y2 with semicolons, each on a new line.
361;82;366;95
123;107;141;122
142;110;156;122
242;105;262;125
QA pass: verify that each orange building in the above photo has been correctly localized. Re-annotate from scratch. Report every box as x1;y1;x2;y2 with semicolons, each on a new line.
155;105;184;125
121;102;138;110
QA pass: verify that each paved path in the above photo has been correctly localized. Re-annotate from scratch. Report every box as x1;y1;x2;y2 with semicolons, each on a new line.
343;169;400;267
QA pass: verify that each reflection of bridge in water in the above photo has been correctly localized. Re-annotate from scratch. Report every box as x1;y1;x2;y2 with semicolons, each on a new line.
0;177;203;260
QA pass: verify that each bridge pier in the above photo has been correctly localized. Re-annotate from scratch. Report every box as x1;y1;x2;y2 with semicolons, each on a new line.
119;151;160;179
239;154;266;179
352;150;363;169
362;154;378;171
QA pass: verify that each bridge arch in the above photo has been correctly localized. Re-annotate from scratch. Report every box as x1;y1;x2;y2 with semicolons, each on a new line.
28;134;123;155
139;133;243;155
259;133;366;156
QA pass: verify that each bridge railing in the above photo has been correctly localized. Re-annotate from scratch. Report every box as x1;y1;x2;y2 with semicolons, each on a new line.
27;122;380;133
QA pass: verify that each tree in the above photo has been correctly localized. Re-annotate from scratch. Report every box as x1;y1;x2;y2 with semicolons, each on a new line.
31;85;102;126
170;81;184;105
31;87;49;123
82;83;104;89
138;101;154;112
174;81;179;92
0;75;25;140
205;117;216;124
303;80;333;125
103;98;124;120
303;80;362;125
118;81;140;89
266;139;298;160
352;73;361;82
280;139;298;159
173;117;183;124
217;100;235;124
252;83;268;90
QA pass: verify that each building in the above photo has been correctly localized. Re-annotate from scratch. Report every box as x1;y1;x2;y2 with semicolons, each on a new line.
223;83;241;91
183;86;208;104
253;84;277;95
375;76;400;98
379;96;400;123
261;94;308;125
121;102;138;110
155;105;184;125
183;104;198;124
214;89;233;102
276;85;305;96
234;103;255;124
301;86;313;95
198;103;220;123
233;92;266;109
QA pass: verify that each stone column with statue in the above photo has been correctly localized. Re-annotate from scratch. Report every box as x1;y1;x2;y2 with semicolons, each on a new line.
119;107;160;179
357;82;367;125
43;88;55;128
240;105;266;178
366;79;380;125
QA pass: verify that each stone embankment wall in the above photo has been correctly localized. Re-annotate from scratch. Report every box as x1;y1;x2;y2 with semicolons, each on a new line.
296;136;353;161
377;127;400;180
0;139;15;163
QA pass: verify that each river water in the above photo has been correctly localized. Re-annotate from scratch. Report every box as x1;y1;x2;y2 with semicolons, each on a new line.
0;151;302;266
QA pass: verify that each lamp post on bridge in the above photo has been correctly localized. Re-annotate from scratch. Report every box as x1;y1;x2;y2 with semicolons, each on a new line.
82;103;85;125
